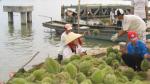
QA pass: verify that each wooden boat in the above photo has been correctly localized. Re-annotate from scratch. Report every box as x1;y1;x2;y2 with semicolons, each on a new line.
42;20;121;34
42;20;150;42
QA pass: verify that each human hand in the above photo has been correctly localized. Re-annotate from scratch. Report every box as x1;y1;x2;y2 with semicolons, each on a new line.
144;54;150;58
111;33;118;42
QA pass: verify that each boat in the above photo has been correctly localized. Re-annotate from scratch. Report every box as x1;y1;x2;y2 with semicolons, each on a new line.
42;20;121;34
42;20;150;42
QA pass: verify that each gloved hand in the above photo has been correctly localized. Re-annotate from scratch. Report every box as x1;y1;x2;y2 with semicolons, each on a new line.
111;33;118;41
57;54;63;63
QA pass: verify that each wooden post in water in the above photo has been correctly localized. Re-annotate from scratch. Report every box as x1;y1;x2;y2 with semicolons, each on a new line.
8;12;13;23
77;0;80;33
3;5;33;24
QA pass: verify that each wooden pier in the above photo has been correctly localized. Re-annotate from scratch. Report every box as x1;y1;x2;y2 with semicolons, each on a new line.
3;5;33;24
61;4;132;19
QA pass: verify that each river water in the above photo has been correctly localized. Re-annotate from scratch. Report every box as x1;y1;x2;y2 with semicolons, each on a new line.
0;0;118;82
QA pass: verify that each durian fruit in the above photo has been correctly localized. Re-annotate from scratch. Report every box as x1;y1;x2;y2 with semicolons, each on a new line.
136;71;147;80
41;77;52;84
80;79;92;84
107;52;116;59
132;80;143;84
76;72;86;83
44;58;60;73
115;52;122;62
98;64;107;70
79;60;92;76
111;60;120;69
87;67;99;76
91;69;105;84
70;59;81;69
32;68;46;81
114;70;128;83
66;79;78;84
55;72;70;81
61;58;70;65
42;72;55;79
70;55;81;61
122;67;136;81
26;74;35;82
124;82;133;84
65;63;77;79
113;48;119;53
90;58;106;67
103;73;117;84
105;56;113;65
81;55;93;61
107;47;114;54
141;59;150;71
10;78;27;84
102;65;113;74
132;75;143;81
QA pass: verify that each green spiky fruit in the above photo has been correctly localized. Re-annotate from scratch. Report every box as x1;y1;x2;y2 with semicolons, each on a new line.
104;74;117;84
76;72;86;83
32;69;46;81
66;79;78;84
70;59;80;68
70;55;81;61
112;60;120;69
122;67;135;80
102;65;113;74
141;59;150;71
91;69;105;84
107;52;116;59
26;74;35;82
88;67;99;76
80;79;92;84
41;77;52;84
105;57;113;65
79;60;92;76
11;78;27;84
113;48;119;53
115;70;128;83
136;71;147;80
44;58;60;73
61;58;70;65
81;55;93;61
132;80;143;84
107;47;114;53
55;72;70;80
65;63;77;79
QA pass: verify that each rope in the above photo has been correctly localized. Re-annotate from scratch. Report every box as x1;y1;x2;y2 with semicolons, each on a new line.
20;51;40;69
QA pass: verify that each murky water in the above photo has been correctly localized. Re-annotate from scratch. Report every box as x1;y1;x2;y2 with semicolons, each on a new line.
0;0;117;82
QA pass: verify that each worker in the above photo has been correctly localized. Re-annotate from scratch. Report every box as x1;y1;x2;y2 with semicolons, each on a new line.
62;32;86;59
120;31;149;71
58;24;73;62
111;8;147;42
131;0;148;22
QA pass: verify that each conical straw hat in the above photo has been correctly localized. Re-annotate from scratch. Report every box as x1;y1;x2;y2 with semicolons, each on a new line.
65;32;82;45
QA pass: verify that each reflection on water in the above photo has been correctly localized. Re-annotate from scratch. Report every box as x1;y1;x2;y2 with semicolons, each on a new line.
8;23;32;37
8;23;14;36
21;23;32;37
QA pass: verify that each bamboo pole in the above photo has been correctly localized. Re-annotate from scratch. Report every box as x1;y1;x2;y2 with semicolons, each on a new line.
77;0;80;33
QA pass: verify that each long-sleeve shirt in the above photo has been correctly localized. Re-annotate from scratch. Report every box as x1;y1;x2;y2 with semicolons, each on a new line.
58;32;68;55
127;40;148;58
63;44;85;59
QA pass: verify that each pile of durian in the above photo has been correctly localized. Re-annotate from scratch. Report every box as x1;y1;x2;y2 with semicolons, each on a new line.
7;47;150;84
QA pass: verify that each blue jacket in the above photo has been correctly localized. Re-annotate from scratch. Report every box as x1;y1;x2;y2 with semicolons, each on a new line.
127;40;148;58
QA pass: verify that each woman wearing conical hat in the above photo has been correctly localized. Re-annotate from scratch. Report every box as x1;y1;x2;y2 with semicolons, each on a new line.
62;32;86;59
